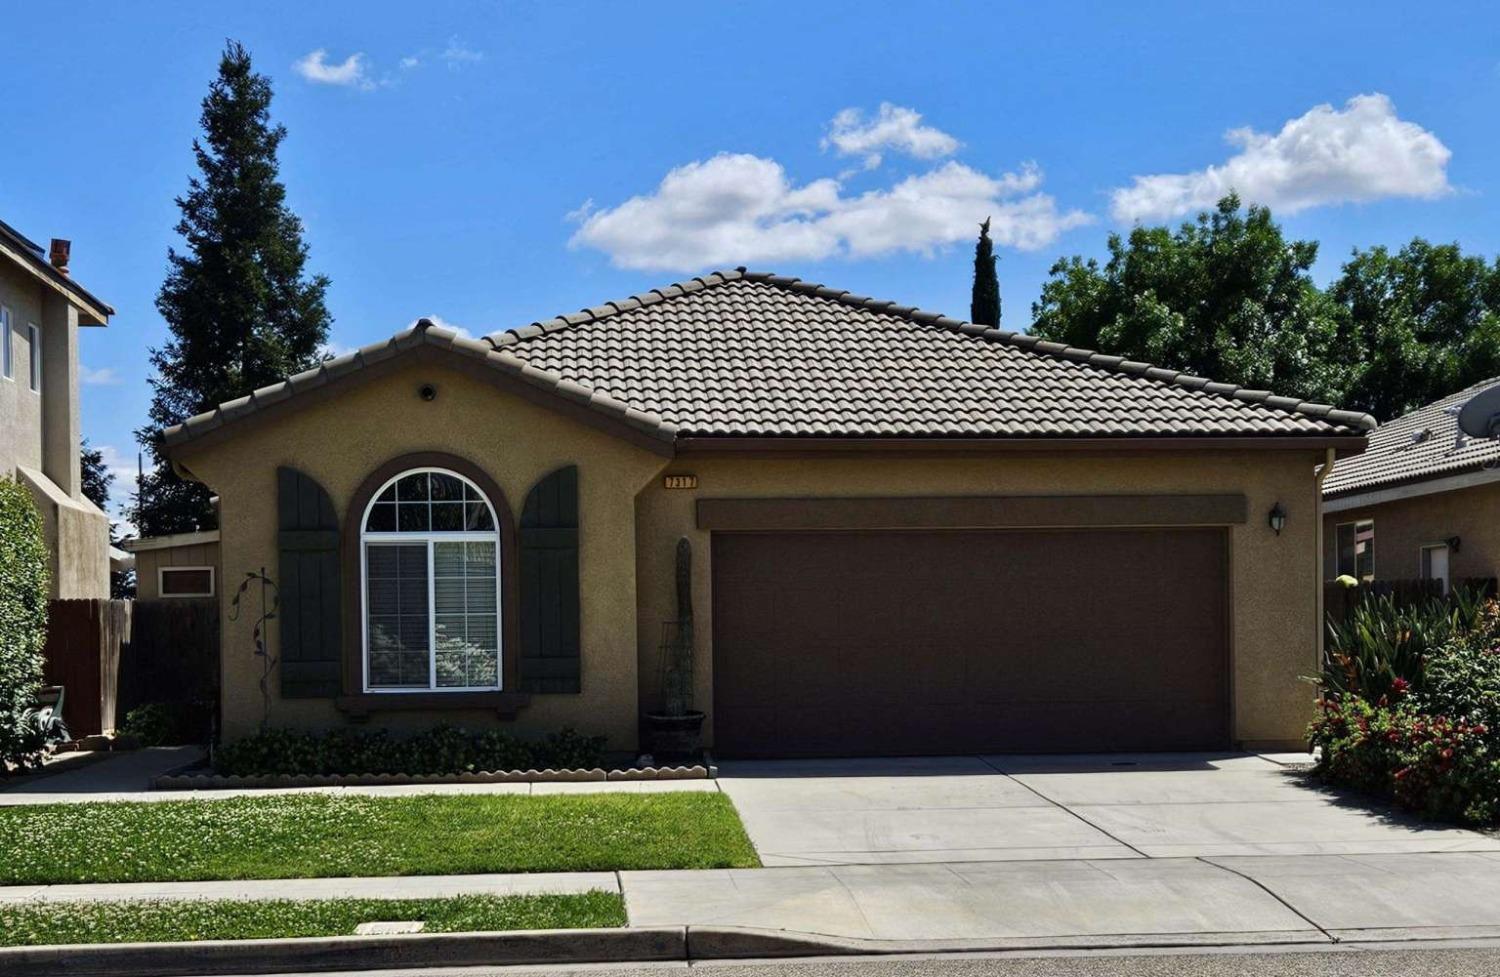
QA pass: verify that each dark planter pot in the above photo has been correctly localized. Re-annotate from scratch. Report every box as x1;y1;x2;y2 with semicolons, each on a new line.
641;710;705;761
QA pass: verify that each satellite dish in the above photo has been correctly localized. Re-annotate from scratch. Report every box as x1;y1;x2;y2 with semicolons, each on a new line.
1456;384;1500;440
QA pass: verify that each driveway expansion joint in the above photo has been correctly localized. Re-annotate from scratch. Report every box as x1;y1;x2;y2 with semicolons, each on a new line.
1197;855;1340;944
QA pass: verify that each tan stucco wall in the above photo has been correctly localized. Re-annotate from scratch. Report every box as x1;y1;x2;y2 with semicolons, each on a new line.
135;541;222;599
2;259;110;599
0;261;46;476
635;450;1327;751
173;362;667;745
1323;480;1500;583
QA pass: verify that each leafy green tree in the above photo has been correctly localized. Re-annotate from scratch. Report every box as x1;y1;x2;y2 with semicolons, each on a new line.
80;441;135;598
0;477;50;770
1031;194;1349;405
135;40;331;536
970;217;1001;327
80;440;112;513
1328;241;1500;420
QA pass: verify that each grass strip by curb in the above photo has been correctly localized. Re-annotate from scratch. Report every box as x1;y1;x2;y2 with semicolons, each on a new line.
0;792;760;884
0;892;625;947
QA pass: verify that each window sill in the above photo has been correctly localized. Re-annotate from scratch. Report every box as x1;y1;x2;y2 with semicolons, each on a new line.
335;691;531;721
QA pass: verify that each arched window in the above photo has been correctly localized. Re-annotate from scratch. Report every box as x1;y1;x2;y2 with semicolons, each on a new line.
360;468;501;692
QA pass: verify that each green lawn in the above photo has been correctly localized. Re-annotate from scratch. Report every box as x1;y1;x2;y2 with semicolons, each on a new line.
0;892;624;947
0;792;759;884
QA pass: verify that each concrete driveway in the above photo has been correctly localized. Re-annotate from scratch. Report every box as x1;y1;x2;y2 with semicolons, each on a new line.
716;753;1500;866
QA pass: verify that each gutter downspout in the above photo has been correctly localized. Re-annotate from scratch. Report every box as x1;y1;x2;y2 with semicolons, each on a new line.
1313;447;1336;680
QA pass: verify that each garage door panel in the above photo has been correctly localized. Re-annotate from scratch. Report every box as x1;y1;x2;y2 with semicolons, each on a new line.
712;528;1228;757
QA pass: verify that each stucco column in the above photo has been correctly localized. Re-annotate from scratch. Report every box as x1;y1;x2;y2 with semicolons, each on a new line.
40;292;80;499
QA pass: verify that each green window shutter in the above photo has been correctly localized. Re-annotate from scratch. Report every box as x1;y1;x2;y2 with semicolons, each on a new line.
277;466;342;698
519;465;580;693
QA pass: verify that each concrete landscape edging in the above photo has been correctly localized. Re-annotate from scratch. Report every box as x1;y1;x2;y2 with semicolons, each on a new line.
152;764;713;790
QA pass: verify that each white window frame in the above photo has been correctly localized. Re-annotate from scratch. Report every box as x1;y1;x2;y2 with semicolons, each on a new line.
158;565;216;598
26;322;40;392
1420;542;1451;594
1;305;11;379
358;467;502;694
1335;518;1375;581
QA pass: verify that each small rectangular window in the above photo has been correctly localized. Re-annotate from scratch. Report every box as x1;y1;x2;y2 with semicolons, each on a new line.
1;306;11;379
159;566;215;597
26;323;40;392
1335;519;1375;581
1421;543;1451;594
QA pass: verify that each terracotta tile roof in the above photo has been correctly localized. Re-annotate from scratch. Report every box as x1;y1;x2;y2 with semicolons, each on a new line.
1322;378;1500;499
163;268;1373;449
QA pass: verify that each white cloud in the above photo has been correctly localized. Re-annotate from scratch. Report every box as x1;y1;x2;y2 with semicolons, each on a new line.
440;37;484;67
823;103;960;169
79;365;119;385
399;56;421;70
1111;93;1452;222
569;153;1089;271
293;49;373;89
94;443;139;535
410;315;474;340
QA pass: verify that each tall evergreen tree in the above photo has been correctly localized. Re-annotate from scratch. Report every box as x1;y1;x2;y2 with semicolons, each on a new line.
970;218;1001;327
135;40;330;536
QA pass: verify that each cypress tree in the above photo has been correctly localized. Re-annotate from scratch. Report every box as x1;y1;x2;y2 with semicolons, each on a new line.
970;217;1001;327
135;40;331;536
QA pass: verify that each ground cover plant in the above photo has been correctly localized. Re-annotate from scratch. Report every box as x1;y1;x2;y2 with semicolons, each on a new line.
212;725;607;776
1309;583;1500;823
0;791;759;884
0;891;624;946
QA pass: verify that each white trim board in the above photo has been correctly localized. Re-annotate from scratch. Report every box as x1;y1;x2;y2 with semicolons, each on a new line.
1324;465;1500;513
123;530;221;552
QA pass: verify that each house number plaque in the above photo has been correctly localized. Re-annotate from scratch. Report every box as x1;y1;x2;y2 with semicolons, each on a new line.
664;474;698;490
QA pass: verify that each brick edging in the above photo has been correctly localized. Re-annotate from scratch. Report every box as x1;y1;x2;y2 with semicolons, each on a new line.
152;765;713;790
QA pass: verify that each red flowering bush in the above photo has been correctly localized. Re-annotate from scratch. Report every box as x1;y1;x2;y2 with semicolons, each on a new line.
1309;595;1500;825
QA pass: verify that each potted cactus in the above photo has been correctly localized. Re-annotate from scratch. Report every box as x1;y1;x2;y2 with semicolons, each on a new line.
641;537;705;760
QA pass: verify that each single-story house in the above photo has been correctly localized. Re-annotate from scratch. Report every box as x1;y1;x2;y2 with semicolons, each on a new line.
162;269;1371;756
1323;378;1500;591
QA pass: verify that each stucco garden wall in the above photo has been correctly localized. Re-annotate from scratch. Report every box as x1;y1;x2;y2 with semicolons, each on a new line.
172;361;666;745
635;449;1329;751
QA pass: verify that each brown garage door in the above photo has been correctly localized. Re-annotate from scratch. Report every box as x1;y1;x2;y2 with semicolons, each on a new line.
711;528;1229;757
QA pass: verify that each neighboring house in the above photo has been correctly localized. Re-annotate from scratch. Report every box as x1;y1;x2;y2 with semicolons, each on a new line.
0;218;114;598
161;269;1371;755
1323;378;1500;592
122;529;221;600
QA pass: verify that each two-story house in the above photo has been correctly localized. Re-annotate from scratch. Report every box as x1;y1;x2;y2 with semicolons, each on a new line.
0;217;114;597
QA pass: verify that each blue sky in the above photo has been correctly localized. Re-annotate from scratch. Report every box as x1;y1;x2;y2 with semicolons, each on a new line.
3;1;1498;530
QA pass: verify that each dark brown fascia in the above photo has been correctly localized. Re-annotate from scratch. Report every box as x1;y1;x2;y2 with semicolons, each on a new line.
697;494;1250;532
675;435;1368;457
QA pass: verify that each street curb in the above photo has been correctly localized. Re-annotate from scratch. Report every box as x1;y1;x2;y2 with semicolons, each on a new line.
153;765;713;790
0;927;686;977
0;924;1347;976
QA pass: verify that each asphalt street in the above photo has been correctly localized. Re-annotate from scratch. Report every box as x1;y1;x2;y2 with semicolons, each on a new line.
217;941;1500;977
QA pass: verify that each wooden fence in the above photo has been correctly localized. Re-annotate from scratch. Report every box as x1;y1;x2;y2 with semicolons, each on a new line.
42;598;219;738
1324;577;1498;624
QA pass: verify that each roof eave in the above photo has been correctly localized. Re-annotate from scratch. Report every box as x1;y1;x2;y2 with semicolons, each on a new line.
0;233;114;325
676;434;1368;455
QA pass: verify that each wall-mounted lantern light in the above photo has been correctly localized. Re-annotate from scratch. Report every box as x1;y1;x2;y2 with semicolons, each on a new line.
1268;502;1287;536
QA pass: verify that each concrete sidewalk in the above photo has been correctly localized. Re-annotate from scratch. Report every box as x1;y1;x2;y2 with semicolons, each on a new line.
622;851;1500;947
8;851;1500;951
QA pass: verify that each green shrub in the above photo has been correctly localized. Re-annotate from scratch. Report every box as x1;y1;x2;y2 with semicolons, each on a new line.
0;478;50;772
1320;583;1487;698
213;725;607;776
1310;594;1500;824
121;702;213;747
